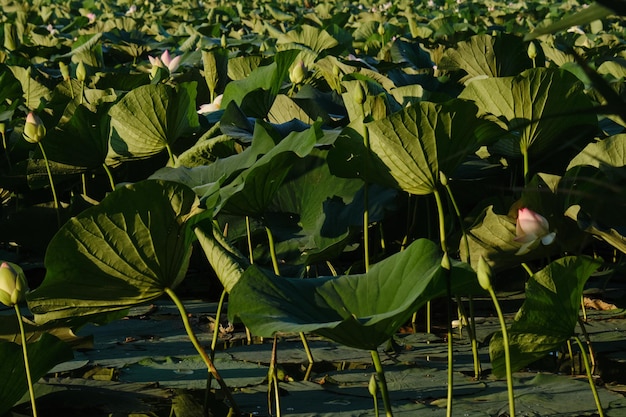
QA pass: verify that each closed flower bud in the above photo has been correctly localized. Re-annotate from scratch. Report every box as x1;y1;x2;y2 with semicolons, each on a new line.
0;261;28;307
76;60;87;82
23;112;46;144
221;34;227;48
527;42;537;60
378;23;385;36
59;62;70;81
477;256;493;291
289;60;307;85
368;374;378;396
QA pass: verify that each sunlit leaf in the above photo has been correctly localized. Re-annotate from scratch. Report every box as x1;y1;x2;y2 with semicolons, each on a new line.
27;180;200;323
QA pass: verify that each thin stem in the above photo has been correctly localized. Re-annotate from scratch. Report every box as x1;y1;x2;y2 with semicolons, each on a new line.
165;143;176;166
265;226;280;276
362;118;371;272
246;217;254;264
38;142;60;228
102;163;116;192
444;181;481;378
521;262;533;277
574;336;605;417
433;187;454;417
577;317;597;372
370;350;393;417
265;226;315;366
163;287;240;415
15;305;38;417
488;287;515;417
521;146;529;185
204;288;228;415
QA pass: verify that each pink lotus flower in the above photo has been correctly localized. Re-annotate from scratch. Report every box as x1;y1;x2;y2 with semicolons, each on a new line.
149;50;182;74
514;208;556;255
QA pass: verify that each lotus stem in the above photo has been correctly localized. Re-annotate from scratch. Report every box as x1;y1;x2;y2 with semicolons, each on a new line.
15;305;38;417
433;187;454;417
577;317;597;372
521;262;533;277
370;349;393;417
37;142;61;228
102;163;116;192
444;180;481;378
163;287;240;416
265;226;315;366
269;335;281;417
487;285;515;417
574;336;605;417
165;143;176;166
246;216;254;263
521;147;529;185
205;288;228;415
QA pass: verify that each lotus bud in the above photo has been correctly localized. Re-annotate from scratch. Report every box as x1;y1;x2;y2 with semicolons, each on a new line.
354;83;366;105
59;62;70;81
23;112;46;144
221;34;227;48
0;122;5;137
76;61;86;82
368;374;378;397
527;42;537;60
0;261;28;307
514;208;556;255
477;256;493;291
378;23;385;36
289;60;307;85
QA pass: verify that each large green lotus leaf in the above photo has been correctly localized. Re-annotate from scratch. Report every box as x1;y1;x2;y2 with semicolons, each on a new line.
366;99;491;195
439;34;534;83
275;24;339;54
228;239;479;350
221;49;300;119
459;68;596;158
489;256;601;378
568;133;626;171
108;82;199;160
260;149;397;267
0;333;73;416
217;121;319;216
27;180;200;323
40;104;114;170
8;65;52;110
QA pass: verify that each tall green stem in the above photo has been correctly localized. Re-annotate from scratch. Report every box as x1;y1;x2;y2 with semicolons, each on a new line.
574;336;605;417
102;163;116;192
487;286;515;417
444;180;481;378
433;187;454;417
163;287;240;415
165;144;176;166
15;305;37;417
37;142;60;228
265;226;314;365
205;289;228;415
521;146;530;186
370;350;393;417
362;123;370;272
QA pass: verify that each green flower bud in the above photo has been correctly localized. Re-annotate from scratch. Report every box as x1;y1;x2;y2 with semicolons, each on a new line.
527;42;537;60
477;256;493;291
59;62;70;81
76;61;86;83
289;60;307;85
377;23;385;36
0;261;28;307
221;34;227;48
0;122;5;137
23;112;46;144
368;374;378;397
